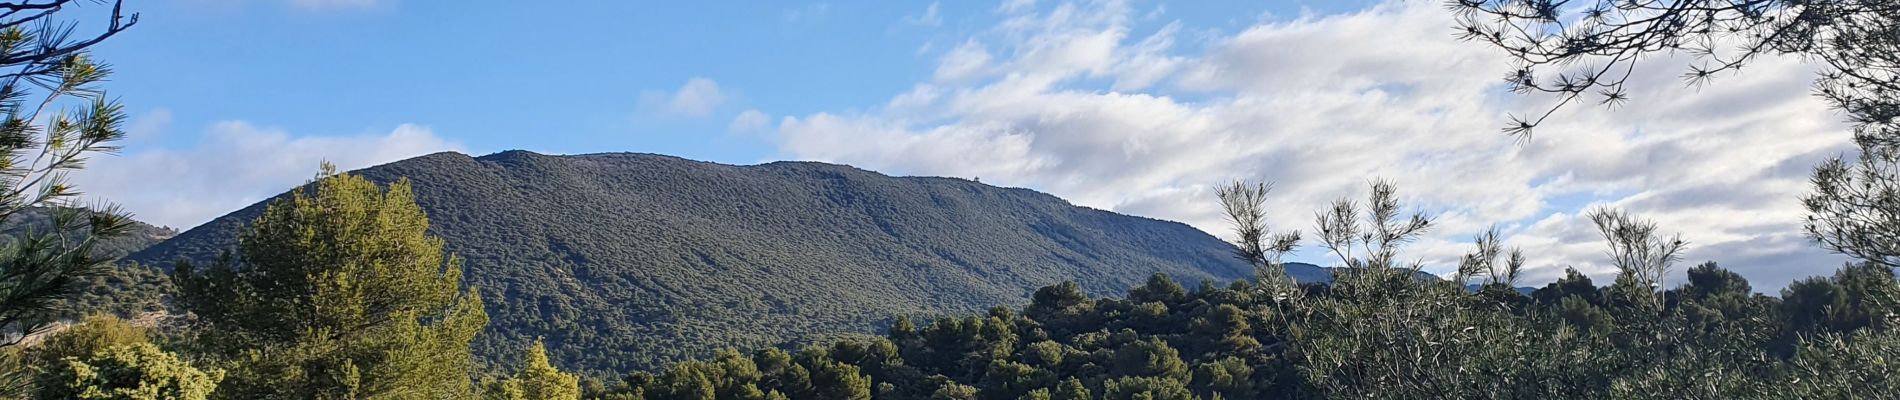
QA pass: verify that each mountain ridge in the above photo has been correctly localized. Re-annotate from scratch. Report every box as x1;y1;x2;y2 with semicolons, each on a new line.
127;150;1270;373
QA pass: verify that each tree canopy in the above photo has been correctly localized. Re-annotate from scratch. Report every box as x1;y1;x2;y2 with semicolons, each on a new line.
176;166;489;399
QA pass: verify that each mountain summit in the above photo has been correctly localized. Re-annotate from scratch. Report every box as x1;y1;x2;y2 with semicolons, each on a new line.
129;150;1263;372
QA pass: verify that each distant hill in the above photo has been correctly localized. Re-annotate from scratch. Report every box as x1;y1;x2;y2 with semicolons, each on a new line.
0;207;176;259
1465;284;1537;295
128;150;1268;373
1282;261;1442;284
0;207;178;319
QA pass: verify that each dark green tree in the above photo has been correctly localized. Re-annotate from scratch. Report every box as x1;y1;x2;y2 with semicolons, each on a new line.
176;166;489;399
808;360;871;400
1534;268;1603;306
483;339;581;400
1111;337;1187;382
1191;356;1253;399
1050;378;1089;400
1128;273;1187;305
1100;376;1193;400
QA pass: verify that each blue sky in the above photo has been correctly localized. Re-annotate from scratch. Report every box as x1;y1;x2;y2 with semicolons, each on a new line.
72;0;1855;289
94;0;1371;162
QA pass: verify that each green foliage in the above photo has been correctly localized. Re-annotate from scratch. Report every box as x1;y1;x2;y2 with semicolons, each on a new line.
623;345;871;400
599;260;1900;399
58;261;176;321
175;167;488;399
0;208;175;261
1112;338;1187;382
1780;263;1899;335
129;151;1267;373
0;0;140;359
1190;357;1251;399
590;181;1900;399
1778;328;1900;397
0;208;181;321
1101;375;1193;400
33;342;221;400
1050;378;1089;400
483;339;582;400
22;314;150;368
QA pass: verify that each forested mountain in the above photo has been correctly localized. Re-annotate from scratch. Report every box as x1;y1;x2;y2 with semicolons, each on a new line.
0;207;175;259
127;150;1284;373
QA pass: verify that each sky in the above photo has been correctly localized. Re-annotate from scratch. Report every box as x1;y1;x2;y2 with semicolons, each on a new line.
67;0;1856;290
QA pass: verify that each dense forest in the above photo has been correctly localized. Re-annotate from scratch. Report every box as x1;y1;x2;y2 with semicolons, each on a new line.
18;169;1900;399
4;0;1899;399
581;183;1900;399
590;264;1899;399
126;150;1281;372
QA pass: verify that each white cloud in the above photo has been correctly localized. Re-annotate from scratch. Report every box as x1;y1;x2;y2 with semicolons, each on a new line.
934;41;994;83
125;108;172;143
729;109;772;134
776;0;1855;290
905;2;943;28
641;78;727;118
70;122;462;230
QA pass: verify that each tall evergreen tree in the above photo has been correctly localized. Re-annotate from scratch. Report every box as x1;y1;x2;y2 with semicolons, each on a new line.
484;339;581;400
176;165;488;399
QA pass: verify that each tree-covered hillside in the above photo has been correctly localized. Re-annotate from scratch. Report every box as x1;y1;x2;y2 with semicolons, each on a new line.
0;207;175;260
0;208;177;320
127;150;1280;373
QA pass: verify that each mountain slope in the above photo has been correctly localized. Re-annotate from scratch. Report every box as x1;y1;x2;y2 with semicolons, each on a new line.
0;207;176;259
128;150;1264;373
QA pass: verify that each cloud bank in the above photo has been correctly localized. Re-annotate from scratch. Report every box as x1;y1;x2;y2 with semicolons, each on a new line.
72;121;462;230
771;0;1854;289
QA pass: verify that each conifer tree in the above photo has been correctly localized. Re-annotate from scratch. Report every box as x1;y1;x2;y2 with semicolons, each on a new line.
808;360;872;400
1101;376;1193;400
1051;378;1089;400
0;5;142;395
176;165;488;399
484;339;581;400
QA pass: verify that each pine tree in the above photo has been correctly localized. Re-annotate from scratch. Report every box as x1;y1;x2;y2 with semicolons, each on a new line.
177;165;488;399
1051;378;1089;400
809;360;872;400
0;1;141;395
1112;337;1187;382
485;339;581;400
1101;376;1193;400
